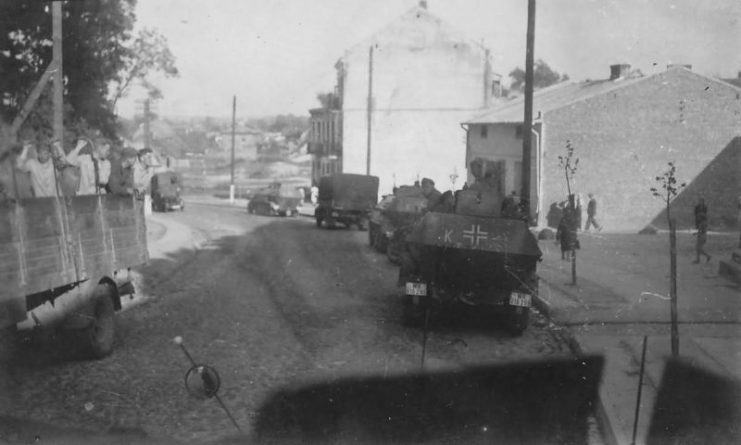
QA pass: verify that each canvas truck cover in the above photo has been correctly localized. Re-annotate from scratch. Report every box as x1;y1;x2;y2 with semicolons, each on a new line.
407;212;542;258
319;174;379;211
0;195;148;328
151;172;180;197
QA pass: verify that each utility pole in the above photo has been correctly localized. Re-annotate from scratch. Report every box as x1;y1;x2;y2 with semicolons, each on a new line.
52;1;63;147
366;46;374;176
521;0;536;223
143;99;152;148
229;95;236;204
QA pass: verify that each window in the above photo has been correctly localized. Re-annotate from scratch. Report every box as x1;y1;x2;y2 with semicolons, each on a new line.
480;125;488;139
515;125;523;139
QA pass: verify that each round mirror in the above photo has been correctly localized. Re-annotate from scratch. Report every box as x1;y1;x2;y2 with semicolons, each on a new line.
184;365;221;400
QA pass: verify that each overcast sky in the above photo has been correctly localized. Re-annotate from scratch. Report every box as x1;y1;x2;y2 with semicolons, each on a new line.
115;0;741;119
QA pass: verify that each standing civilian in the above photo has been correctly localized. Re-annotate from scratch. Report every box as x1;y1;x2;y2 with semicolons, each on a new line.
584;193;602;231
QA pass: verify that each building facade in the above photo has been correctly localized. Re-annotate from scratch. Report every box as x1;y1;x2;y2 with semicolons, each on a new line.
464;65;741;231
328;2;500;194
308;106;342;185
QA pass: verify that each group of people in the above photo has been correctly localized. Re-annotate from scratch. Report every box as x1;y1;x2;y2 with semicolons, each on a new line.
555;193;601;260
6;136;154;200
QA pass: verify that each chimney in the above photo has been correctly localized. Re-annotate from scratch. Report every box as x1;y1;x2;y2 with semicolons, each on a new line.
609;64;631;80
419;1;428;9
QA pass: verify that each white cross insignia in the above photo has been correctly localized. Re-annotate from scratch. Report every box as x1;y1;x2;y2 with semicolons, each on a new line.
463;224;488;247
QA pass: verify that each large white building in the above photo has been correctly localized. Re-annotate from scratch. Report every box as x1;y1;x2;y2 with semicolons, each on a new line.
327;1;501;194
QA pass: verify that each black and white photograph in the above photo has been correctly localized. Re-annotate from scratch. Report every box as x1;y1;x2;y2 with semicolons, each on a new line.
1;0;740;443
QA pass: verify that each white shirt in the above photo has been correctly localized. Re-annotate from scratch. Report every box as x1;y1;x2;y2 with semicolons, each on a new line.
133;160;153;193
66;151;96;195
18;158;57;197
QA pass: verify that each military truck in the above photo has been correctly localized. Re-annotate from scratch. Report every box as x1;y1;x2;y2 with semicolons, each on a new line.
1;194;148;358
315;173;379;230
399;189;540;334
151;171;184;212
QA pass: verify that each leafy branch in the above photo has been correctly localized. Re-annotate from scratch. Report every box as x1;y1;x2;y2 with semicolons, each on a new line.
557;140;579;197
650;161;686;222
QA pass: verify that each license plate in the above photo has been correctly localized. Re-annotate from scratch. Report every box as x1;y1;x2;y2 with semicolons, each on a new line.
509;292;532;307
406;282;427;296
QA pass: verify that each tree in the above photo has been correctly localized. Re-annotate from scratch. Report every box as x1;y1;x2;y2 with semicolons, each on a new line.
110;28;179;107
557;140;579;197
558;140;580;284
509;59;569;93
650;161;687;358
0;1;176;142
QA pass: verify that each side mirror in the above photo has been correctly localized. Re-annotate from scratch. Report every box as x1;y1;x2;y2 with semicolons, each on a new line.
173;336;241;432
184;365;221;400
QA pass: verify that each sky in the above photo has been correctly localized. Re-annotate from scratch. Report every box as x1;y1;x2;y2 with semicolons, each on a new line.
116;0;741;119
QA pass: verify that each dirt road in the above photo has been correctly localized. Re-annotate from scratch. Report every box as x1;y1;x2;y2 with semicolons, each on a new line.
1;203;578;443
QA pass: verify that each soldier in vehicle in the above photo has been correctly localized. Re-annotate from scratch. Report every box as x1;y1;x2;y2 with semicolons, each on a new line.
108;146;138;195
15;138;61;197
94;138;112;193
501;191;518;218
134;147;155;196
432;190;456;213
63;137;97;195
420;177;441;210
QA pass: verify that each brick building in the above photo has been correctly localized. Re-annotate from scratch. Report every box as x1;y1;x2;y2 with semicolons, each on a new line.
324;1;501;194
464;65;741;231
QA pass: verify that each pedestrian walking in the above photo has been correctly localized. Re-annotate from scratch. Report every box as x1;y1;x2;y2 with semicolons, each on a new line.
584;193;602;231
556;195;579;260
693;219;711;264
310;185;318;206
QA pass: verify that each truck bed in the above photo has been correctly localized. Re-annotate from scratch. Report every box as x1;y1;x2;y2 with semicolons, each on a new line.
0;195;148;327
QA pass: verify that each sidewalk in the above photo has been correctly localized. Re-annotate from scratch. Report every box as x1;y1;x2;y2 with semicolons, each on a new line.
535;230;741;445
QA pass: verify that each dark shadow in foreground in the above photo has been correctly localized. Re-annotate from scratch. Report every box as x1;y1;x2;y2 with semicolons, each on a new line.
249;356;603;444
647;358;741;445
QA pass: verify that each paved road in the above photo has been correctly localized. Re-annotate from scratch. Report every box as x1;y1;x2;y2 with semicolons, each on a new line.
1;203;591;444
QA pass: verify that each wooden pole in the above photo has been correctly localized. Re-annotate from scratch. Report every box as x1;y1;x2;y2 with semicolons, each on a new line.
52;1;63;147
669;218;679;357
366;46;373;176
229;95;236;203
520;0;536;223
143;99;151;148
420;307;430;370
631;336;649;445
